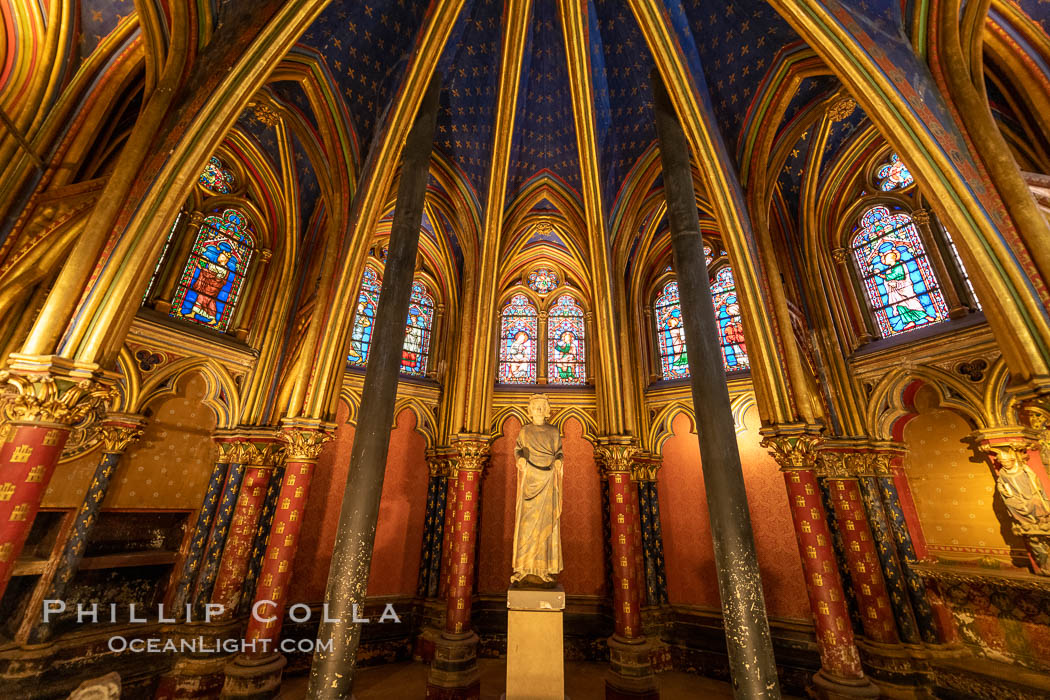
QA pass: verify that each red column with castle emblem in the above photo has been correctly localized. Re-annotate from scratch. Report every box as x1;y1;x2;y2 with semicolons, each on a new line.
764;433;878;698
444;452;483;635
428;436;487;700
824;473;899;644
605;465;642;639
211;439;280;614
0;422;69;594
223;424;331;698
596;439;657;700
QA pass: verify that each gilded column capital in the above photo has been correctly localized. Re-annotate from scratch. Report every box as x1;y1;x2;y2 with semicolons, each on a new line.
831;248;849;264
0;355;113;426
98;414;146;454
816;440;901;478
629;452;661;482
187;211;207;227
214;428;285;466
595;436;638;477
452;433;490;475
279;419;335;462
425;447;454;477
759;428;823;471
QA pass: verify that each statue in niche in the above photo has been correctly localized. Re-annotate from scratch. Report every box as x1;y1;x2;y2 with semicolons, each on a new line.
511;394;563;586
992;445;1050;573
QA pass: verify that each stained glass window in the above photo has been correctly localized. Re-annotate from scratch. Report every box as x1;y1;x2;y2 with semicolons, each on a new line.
348;266;382;366
876;153;913;191
143;212;183;304
704;245;714;266
941;224;981;310
170;209;254;332
851;206;948;337
547;295;586;384
527;268;559;294
198;156;236;194
654;281;689;379
710;267;749;371
499;293;538;383
402;281;435;376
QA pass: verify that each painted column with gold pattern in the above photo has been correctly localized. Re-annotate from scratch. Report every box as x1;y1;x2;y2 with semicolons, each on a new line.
596;438;657;700
0;356;109;598
633;453;667;606
222;422;332;699
818;447;900;645
171;439;239;612
427;435;487;699
418;448;451;599
210;433;284;615
30;413;144;642
762;431;879;698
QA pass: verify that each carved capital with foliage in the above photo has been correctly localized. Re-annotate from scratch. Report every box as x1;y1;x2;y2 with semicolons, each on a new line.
630;453;661;482
425;448;454;478
0;356;113;426
98;414;146;454
452;434;490;476
278;420;334;462
595;436;638;477
760;430;823;471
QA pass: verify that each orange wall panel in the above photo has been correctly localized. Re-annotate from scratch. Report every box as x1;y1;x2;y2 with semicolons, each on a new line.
659;408;808;621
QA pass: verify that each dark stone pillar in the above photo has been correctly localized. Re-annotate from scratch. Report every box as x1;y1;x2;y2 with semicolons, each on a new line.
306;75;442;699
651;73;780;697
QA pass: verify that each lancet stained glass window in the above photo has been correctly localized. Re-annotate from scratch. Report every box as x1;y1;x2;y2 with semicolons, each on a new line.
851;206;948;337
348;266;382;366
876;153;914;191
941;224;982;310
710;267;749;371
402;281;435;376
171;209;254;332
499;293;538;383
547;294;586;384
527;268;559;294
654;280;689;379
143;212;183;304
199;156;236;194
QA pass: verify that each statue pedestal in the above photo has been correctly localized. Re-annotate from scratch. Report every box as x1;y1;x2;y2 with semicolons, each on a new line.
505;584;566;700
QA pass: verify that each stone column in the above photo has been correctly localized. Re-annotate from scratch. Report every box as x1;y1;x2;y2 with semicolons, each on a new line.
653;74;779;697
29;414;144;643
0;356;109;598
632;453;667;606
971;428;1050;575
818;447;900;645
170;440;239;612
307;75;441;700
427;435;487;700
762;431;879;698
237;462;286;618
221;422;332;699
595;438;658;700
210;433;284;616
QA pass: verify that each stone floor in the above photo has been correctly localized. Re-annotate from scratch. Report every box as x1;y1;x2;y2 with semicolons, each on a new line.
278;659;746;699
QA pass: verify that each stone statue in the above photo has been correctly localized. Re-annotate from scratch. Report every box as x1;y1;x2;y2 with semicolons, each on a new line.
511;394;563;585
995;448;1050;529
